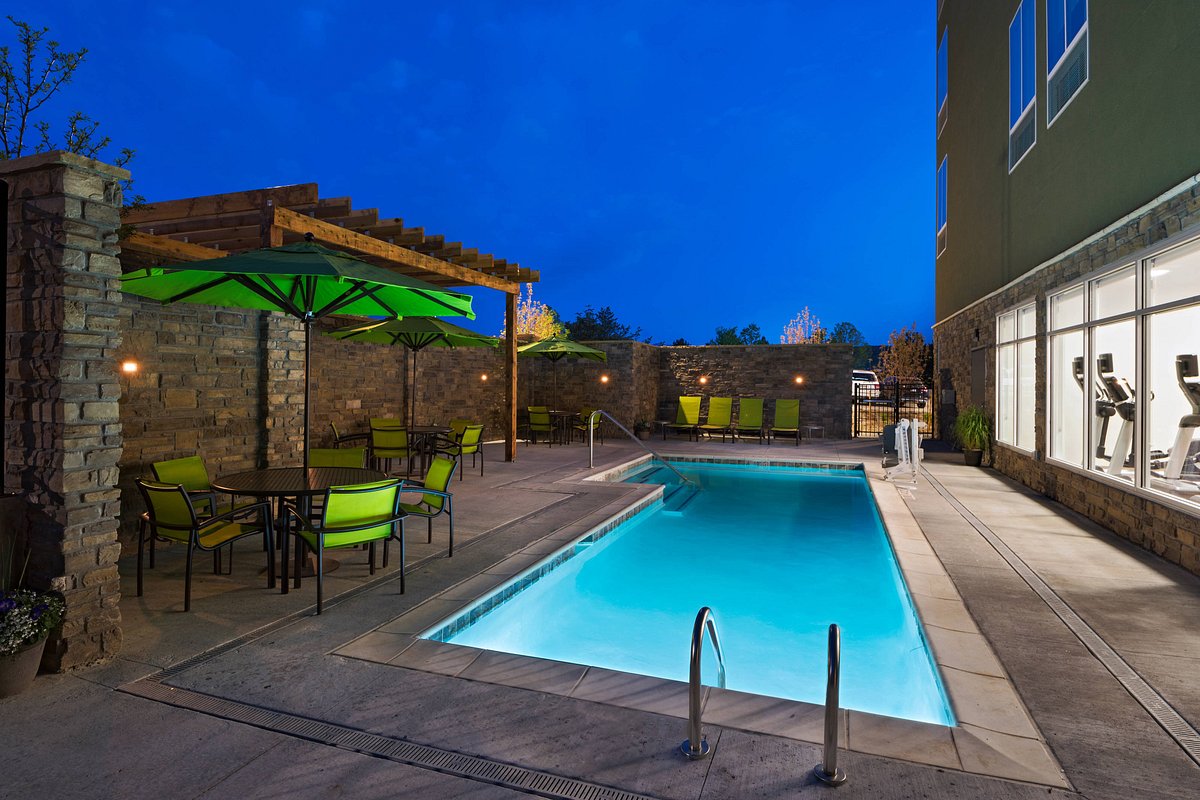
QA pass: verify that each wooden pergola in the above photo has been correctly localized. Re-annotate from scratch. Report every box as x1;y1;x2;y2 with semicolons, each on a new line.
119;183;536;461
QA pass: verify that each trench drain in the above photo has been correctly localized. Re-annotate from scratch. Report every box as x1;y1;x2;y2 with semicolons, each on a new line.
123;679;656;800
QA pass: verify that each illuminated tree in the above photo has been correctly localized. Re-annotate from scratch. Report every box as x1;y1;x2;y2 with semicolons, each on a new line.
500;283;565;341
780;307;827;343
876;323;930;380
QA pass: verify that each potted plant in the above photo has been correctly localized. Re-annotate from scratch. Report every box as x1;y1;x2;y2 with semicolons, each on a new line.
634;420;652;441
1;536;65;698
953;405;991;467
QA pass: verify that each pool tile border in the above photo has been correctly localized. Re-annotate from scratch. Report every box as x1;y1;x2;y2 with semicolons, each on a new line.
336;453;1070;789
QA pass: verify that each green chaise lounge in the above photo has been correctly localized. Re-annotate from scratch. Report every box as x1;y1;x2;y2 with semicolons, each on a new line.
769;398;801;446
734;398;765;443
697;397;733;442
665;396;702;440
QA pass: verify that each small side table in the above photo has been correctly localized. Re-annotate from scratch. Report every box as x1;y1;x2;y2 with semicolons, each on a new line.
803;425;825;440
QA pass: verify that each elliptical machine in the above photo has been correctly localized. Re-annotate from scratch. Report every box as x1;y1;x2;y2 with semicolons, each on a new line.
1096;353;1136;476
1164;354;1200;481
1073;355;1116;460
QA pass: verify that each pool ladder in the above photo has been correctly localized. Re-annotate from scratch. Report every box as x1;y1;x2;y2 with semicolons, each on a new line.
681;606;726;759
584;409;694;486
679;612;848;786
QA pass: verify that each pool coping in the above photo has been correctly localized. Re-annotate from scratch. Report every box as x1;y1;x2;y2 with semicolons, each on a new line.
333;452;1071;789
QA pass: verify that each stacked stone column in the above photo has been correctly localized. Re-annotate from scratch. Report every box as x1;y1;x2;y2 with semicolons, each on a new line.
3;152;127;669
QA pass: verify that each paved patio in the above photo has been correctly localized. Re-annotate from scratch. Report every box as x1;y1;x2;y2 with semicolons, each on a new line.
2;435;1198;799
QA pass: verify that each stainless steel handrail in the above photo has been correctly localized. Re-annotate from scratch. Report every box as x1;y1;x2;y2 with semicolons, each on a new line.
680;606;727;760
814;623;847;785
585;409;693;486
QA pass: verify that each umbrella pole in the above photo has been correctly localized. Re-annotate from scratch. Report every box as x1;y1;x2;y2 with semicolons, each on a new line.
303;317;312;470
411;349;418;428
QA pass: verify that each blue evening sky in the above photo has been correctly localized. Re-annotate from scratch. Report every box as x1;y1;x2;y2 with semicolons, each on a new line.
12;1;934;345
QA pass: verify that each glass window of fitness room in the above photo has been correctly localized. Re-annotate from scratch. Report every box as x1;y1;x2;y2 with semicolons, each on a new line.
1043;228;1200;514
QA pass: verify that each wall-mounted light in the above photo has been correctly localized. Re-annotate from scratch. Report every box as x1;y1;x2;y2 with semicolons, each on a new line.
480;373;489;382
794;375;805;385
121;360;139;375
698;376;709;385
599;374;610;384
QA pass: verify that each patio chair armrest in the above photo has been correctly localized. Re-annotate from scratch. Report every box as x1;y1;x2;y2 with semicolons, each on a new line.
335;432;369;445
281;502;318;535
201;500;272;528
318;513;408;536
403;486;452;499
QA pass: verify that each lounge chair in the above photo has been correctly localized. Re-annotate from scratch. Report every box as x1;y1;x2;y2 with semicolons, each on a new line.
734;398;765;443
665;396;702;440
697;397;733;442
769;398;801;446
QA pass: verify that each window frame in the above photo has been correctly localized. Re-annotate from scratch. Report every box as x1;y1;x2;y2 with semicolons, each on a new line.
1043;225;1200;520
937;27;948;137
1046;0;1089;128
1008;1;1038;172
996;300;1038;453
936;156;948;257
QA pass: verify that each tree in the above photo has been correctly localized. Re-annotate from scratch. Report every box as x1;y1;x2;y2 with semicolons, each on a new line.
780;307;827;343
565;305;644;341
669;337;690;346
0;17;141;205
827;321;866;346
500;283;565;341
708;323;767;345
876;323;930;380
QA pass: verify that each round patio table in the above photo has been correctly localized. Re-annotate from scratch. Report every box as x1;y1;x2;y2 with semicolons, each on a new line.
212;466;387;591
408;425;451;474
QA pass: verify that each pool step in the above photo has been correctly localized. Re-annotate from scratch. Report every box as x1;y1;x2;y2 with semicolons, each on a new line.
662;483;700;515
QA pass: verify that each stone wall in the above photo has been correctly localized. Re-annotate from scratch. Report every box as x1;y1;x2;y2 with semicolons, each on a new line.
933;181;1200;576
657;344;853;437
3;152;128;669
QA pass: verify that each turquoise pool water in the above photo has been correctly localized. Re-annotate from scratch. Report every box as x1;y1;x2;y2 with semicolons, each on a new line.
423;460;954;726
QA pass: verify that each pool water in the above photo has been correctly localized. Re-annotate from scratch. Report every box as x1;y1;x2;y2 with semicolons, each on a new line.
424;460;955;726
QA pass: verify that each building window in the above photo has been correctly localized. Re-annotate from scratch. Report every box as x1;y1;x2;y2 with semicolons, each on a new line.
937;28;948;136
936;157;947;256
997;302;1036;451
1047;0;1088;124
1046;231;1200;513
1008;1;1036;171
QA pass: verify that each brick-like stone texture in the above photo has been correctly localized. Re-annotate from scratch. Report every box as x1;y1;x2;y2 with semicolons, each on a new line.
3;151;129;669
934;182;1200;577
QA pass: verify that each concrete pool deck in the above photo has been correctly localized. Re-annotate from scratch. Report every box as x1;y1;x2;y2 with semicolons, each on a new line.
2;437;1198;798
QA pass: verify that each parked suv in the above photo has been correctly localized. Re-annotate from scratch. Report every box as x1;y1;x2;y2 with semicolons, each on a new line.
851;369;880;399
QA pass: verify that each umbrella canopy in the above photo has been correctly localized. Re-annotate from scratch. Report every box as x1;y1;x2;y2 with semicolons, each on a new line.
517;336;606;408
330;317;499;427
121;236;475;467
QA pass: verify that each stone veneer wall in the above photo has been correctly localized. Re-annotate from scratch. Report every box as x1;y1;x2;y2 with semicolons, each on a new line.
3;152;127;668
933;182;1200;576
657;344;853;437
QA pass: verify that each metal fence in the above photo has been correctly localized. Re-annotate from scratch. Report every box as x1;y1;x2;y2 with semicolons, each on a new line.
852;380;931;438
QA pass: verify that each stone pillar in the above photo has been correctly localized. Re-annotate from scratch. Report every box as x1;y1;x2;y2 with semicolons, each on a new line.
2;151;128;669
262;312;306;465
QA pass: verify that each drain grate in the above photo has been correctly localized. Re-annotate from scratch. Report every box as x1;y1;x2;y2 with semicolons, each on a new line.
122;680;657;800
922;471;1200;768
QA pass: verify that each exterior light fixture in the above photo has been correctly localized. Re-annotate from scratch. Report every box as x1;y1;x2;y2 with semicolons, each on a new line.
121;360;139;375
794;375;804;385
480;373;488;381
600;374;610;384
699;376;709;385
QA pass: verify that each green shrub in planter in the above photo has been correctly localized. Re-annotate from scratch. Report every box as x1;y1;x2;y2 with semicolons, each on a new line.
953;405;991;464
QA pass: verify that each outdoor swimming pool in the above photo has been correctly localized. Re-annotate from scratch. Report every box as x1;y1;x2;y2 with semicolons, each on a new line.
422;460;954;726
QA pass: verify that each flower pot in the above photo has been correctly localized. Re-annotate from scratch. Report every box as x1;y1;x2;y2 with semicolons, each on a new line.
0;637;48;698
963;448;984;467
636;430;651;441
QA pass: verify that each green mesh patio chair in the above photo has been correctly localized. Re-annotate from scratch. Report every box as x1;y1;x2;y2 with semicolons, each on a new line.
526;406;555;446
309;447;367;468
135;479;274;611
770;398;801;446
447;418;471;439
698;397;733;442
734;398;765;444
572;408;604;444
147;455;247;572
665;396;702;440
329;421;368;448
282;479;405;613
437;423;484;480
399;455;458;555
370;418;413;475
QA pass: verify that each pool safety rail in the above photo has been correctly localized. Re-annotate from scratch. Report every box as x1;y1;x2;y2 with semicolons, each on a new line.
586;409;694;486
681;606;727;760
814;623;848;786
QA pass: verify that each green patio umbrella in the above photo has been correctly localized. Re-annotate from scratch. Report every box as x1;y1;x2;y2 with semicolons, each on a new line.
329;317;500;427
121;234;475;468
517;336;607;409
